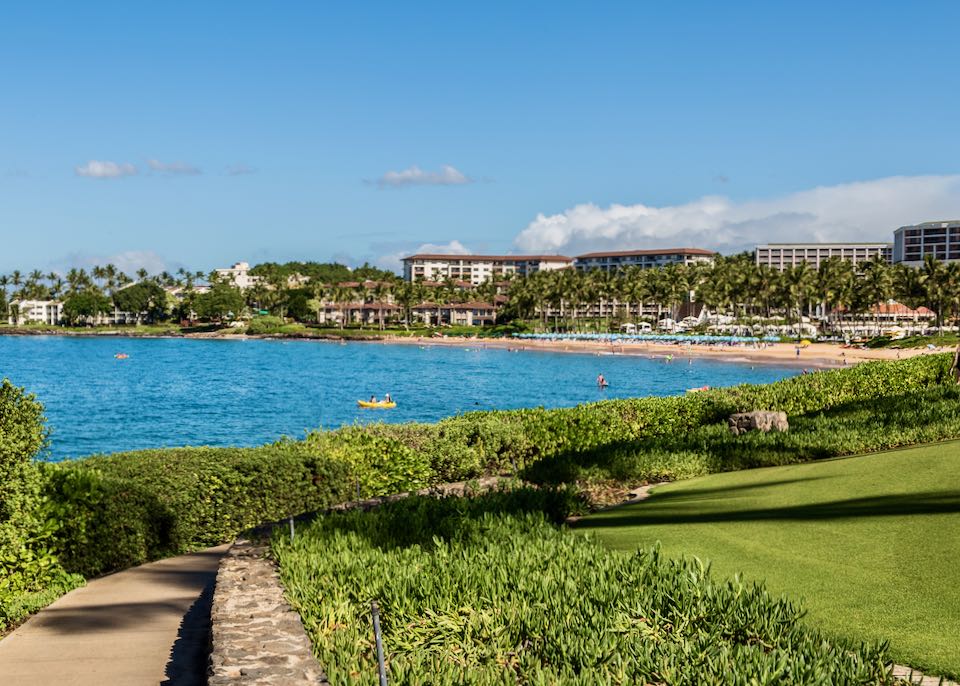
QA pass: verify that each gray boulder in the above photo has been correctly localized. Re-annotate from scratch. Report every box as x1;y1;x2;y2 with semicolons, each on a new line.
728;411;789;436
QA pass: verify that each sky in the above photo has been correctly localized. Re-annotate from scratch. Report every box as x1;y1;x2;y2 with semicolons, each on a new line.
2;1;959;275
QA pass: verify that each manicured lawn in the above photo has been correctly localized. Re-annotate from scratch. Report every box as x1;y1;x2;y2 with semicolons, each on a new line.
577;442;960;678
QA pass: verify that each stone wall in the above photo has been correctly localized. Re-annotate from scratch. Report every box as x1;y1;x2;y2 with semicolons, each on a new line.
208;540;328;685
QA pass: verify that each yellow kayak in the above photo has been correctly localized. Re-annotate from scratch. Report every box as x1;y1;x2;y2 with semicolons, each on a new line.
357;400;397;409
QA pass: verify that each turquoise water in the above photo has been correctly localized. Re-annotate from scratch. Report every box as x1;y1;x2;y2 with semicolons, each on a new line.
0;336;798;460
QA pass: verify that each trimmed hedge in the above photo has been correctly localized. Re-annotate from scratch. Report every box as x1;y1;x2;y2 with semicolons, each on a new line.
44;445;351;578
0;381;83;632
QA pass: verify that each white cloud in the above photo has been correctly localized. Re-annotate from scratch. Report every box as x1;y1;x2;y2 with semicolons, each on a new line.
373;165;472;188
514;175;960;256
75;160;137;178
147;159;201;175
375;240;472;273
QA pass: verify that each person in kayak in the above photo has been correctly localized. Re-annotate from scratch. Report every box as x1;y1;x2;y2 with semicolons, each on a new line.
384;393;392;403
369;394;378;403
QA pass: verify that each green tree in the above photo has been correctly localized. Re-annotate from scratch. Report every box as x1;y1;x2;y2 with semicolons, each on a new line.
112;281;168;323
62;291;111;325
196;281;245;322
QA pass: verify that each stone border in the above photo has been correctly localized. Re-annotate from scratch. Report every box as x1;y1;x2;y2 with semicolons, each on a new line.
208;539;328;685
207;477;509;684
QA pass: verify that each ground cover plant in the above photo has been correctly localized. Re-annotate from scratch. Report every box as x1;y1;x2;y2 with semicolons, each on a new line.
273;489;897;685
577;443;960;679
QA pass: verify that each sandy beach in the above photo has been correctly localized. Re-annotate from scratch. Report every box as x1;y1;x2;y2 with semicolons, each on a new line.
385;335;937;368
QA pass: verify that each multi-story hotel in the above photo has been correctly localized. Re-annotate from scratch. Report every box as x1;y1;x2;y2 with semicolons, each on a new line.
213;261;261;289
893;220;960;266
7;300;63;325
402;254;572;285
755;243;892;271
573;248;715;272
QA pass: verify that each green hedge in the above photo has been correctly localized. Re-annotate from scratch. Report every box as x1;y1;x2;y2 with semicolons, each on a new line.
303;353;953;484
0;381;83;632
44;444;352;578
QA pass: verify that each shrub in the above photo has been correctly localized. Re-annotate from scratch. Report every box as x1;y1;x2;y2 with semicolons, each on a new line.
245;315;287;335
51;443;352;577
0;380;82;632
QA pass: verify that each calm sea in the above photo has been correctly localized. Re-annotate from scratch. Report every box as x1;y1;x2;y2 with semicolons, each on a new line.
0;336;798;460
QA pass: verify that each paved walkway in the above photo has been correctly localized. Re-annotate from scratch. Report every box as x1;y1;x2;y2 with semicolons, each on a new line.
0;545;229;686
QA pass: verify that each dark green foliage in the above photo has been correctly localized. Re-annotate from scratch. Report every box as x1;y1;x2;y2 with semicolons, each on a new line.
195;280;245;320
0;380;82;632
111;280;168;322
245;315;287;335
48;444;352;577
62;291;111;324
274;491;895;685
249;261;397;284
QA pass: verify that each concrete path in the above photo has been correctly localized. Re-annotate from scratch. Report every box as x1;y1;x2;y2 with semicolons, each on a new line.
0;545;229;686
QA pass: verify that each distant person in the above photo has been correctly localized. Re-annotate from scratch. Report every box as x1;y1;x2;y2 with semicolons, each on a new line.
369;395;377;403
596;373;607;388
384;392;392;403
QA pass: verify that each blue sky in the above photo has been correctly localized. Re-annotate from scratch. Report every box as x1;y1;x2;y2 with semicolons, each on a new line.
2;1;959;274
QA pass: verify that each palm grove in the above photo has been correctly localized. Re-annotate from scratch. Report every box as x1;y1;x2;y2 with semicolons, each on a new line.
1;254;958;333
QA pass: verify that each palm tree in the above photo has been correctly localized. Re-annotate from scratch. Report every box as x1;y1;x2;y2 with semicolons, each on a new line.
783;263;816;340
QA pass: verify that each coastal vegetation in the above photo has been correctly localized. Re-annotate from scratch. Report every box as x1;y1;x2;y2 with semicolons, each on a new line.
2;352;958;682
3;253;960;340
273;489;896;685
580;443;960;677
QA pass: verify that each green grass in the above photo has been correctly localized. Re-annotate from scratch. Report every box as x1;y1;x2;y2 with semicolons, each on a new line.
577;442;960;678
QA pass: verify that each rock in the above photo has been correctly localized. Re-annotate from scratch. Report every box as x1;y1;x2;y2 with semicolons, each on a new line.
728;411;789;436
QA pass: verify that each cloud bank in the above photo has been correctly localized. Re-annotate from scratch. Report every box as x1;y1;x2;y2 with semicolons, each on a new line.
514;175;960;255
374;165;472;188
75;160;137;178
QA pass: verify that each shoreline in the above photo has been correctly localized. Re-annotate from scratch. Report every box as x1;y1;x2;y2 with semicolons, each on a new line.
0;325;938;368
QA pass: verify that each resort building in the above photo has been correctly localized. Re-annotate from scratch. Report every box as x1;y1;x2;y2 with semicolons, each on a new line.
7;299;63;325
213;261;261;289
410;301;497;326
402;254;572;285
754;243;892;271
892;221;960;266
573;248;716;272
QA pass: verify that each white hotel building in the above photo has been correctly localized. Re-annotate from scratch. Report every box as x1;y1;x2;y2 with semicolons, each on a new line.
7;300;64;325
402;254;572;285
573;248;716;271
755;243;892;271
893;220;960;266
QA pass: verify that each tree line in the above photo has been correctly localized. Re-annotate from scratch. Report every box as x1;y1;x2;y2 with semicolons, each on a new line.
3;253;959;331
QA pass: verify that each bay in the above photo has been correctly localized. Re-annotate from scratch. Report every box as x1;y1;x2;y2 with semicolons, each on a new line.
0;336;798;460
